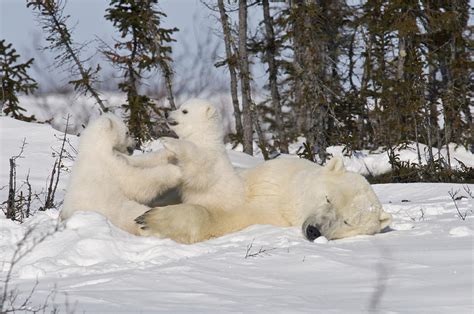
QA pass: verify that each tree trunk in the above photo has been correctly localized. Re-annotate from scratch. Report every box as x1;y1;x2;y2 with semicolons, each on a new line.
397;36;406;80
291;0;306;135
424;63;436;163
217;0;243;141
261;0;288;153
161;61;176;110
238;0;254;155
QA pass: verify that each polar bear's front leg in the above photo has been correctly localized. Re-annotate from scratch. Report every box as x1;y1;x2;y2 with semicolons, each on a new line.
135;204;215;244
116;163;182;204
122;150;177;168
160;137;200;159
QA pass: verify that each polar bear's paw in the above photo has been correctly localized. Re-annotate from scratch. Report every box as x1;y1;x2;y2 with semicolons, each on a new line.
160;137;197;159
160;137;180;154
135;204;213;244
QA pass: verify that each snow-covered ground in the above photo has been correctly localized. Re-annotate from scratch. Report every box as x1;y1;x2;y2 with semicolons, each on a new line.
1;117;473;312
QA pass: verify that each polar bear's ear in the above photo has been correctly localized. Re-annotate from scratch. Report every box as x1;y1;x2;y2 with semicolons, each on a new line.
102;117;114;130
324;157;345;173
206;105;217;119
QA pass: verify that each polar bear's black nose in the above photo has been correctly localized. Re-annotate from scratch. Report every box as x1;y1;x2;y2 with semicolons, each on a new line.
304;225;321;241
165;111;169;119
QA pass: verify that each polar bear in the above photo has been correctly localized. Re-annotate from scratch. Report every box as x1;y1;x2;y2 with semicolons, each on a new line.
136;99;392;243
61;113;182;234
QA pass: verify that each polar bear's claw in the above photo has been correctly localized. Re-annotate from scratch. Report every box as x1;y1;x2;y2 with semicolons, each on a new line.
134;214;147;225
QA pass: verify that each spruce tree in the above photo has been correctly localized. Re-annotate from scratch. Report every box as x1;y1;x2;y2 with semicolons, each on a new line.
103;0;178;145
280;0;348;163
0;40;37;121
421;0;473;156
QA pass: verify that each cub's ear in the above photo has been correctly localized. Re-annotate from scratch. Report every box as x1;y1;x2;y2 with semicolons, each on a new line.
103;117;114;130
96;115;115;132
324;156;345;173
206;105;217;119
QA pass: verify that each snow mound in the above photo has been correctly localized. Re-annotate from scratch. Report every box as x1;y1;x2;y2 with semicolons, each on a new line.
1;210;215;280
449;226;472;237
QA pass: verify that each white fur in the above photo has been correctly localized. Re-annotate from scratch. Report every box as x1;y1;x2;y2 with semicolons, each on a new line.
138;99;392;243
61;113;182;234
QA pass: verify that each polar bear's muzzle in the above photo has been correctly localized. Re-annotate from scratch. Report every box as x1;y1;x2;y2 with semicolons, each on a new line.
167;118;178;126
304;224;322;241
302;217;322;241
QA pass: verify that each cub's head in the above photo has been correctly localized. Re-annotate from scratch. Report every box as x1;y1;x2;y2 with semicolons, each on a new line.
303;157;392;241
80;113;135;155
166;99;224;143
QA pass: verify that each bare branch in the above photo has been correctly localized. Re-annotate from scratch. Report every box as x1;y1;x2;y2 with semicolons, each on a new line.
448;189;470;221
244;239;276;258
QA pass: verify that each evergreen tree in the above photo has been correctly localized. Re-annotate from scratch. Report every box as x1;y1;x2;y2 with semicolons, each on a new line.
103;0;178;145
278;0;348;163
238;0;255;156
421;0;473;159
0;40;37;121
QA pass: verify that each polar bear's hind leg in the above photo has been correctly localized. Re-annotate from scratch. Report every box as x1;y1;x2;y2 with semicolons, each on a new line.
135;204;215;244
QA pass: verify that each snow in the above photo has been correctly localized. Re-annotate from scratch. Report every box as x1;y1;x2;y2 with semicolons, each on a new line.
1;116;473;312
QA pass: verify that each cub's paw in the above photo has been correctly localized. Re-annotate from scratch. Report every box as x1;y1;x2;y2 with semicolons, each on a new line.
135;204;212;244
161;137;197;158
160;137;181;154
161;149;178;164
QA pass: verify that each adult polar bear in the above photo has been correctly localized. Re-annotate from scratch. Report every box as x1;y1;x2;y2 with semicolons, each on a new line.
136;99;392;243
61;114;182;234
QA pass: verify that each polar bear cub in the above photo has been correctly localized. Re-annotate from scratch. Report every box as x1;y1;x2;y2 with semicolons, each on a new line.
136;99;391;243
61;113;182;234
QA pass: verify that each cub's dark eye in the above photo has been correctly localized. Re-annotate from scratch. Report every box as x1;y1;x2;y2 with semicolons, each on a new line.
182;109;188;114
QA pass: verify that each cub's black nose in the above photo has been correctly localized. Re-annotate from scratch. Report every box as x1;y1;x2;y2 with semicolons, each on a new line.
165;111;169;119
305;225;321;241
